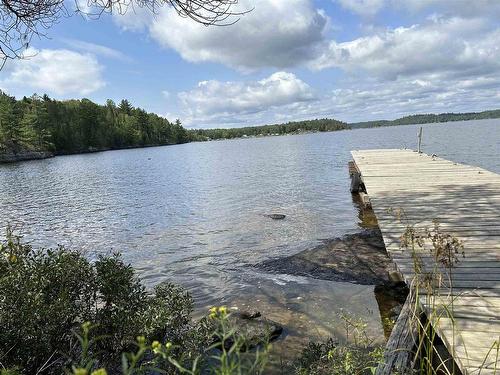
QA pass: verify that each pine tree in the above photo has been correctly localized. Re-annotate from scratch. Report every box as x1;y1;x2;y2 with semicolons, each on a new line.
19;96;53;151
118;99;133;115
0;93;21;151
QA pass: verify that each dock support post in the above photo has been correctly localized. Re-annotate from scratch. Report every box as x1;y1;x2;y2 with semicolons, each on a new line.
417;127;423;153
348;160;363;193
349;160;371;207
375;296;417;375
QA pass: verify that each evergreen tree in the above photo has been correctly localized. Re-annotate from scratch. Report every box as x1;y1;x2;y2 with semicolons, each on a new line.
0;93;21;150
118;99;133;115
136;109;150;145
20;97;53;150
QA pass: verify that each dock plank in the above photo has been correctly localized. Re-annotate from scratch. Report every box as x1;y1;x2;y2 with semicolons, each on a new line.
351;149;500;375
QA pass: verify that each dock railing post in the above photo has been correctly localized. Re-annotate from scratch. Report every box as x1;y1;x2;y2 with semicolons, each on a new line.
417;127;423;153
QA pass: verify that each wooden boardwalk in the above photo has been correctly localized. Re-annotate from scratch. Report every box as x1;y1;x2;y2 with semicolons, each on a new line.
351;149;500;375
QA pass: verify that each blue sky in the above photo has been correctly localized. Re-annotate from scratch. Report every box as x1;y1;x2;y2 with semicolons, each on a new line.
2;0;500;128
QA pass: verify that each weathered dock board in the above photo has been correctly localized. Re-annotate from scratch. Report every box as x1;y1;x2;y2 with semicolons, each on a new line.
351;149;500;375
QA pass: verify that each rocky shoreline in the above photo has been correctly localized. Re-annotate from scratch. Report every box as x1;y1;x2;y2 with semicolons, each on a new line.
256;229;409;340
0;143;181;164
0;150;54;163
258;229;393;285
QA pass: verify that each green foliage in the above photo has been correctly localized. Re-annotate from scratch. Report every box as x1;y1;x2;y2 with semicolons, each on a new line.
68;308;269;375
2;89;500;159
294;338;383;375
0;229;198;374
0;93;20;149
350;109;500;128
293;312;384;375
0;90;350;156
0;91;189;156
191;118;350;141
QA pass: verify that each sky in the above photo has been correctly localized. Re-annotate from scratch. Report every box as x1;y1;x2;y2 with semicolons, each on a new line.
1;0;500;128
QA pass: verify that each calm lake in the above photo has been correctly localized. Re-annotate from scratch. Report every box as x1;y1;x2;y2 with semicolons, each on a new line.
1;119;499;360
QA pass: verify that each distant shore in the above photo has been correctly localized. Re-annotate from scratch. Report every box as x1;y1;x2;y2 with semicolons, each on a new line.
1;116;499;164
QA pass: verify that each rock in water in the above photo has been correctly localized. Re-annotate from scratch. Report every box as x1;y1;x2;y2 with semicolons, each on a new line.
221;311;283;351
266;214;286;220
237;310;262;320
258;229;392;285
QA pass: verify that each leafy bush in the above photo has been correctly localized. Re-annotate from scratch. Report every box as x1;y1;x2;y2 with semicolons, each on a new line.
68;307;269;375
0;229;201;374
294;339;383;375
293;312;384;375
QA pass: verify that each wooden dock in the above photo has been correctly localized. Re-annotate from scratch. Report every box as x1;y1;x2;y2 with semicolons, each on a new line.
350;149;500;375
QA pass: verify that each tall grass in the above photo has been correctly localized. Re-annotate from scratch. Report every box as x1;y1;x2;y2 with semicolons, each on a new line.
387;208;500;375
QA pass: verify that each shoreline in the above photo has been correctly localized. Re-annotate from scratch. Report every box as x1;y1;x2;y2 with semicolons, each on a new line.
0;150;54;163
255;228;408;338
0;142;181;164
1;117;497;164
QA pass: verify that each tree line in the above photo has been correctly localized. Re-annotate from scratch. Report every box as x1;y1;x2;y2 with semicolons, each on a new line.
0;92;189;155
0;92;351;157
3;90;498;158
350;110;500;128
191;118;350;140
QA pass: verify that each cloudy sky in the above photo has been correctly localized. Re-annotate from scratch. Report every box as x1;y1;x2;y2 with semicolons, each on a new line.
1;0;500;128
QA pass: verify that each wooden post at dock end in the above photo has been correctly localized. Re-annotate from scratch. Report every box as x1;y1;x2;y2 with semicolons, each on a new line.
348;160;362;193
417;127;423;153
348;160;371;207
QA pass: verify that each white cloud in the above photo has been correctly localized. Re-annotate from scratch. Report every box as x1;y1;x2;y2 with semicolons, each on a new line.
114;0;500;82
1;48;105;96
177;72;316;126
116;0;328;70
400;0;500;17
61;38;130;61
336;0;385;17
108;0;500;126
328;75;500;122
175;69;500;128
310;17;500;80
337;0;500;18
112;4;152;31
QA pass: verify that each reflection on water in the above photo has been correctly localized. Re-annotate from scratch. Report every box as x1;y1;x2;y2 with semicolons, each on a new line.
1;119;499;364
352;194;379;229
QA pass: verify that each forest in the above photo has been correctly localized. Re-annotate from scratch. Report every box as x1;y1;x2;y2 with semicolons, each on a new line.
0;91;350;157
0;92;189;156
350;109;500;128
191;118;350;140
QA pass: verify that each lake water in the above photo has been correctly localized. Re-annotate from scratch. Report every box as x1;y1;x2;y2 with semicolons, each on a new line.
1;119;499;362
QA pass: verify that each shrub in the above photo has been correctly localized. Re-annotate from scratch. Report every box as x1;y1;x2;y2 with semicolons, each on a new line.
0;229;198;374
293;312;384;375
293;338;383;375
68;307;270;375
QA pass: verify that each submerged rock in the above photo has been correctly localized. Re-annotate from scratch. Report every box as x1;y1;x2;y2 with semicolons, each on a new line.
266;214;286;220
236;310;262;320
221;311;283;351
374;281;409;305
257;229;392;285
